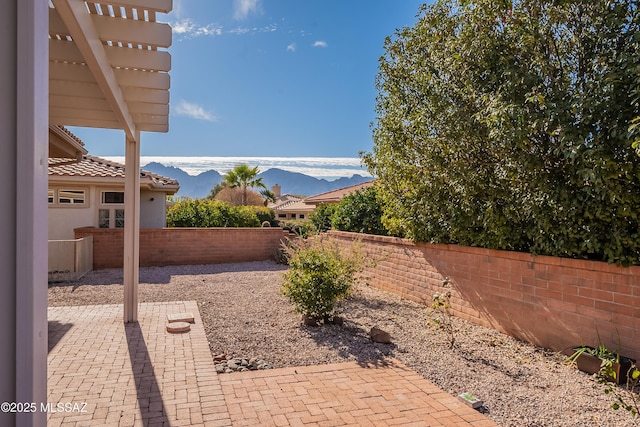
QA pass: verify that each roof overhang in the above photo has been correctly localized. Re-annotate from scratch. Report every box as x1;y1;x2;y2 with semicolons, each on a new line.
48;175;180;194
49;125;87;160
49;0;172;139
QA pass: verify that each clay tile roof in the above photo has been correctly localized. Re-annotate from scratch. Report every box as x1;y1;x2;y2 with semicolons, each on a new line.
274;200;315;213
269;196;302;210
49;155;179;189
304;180;375;205
51;125;85;147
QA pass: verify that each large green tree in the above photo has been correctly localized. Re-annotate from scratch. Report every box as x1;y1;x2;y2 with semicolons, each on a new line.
364;0;640;264
222;164;267;206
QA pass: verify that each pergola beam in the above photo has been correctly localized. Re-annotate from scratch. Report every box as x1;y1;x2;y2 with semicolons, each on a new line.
109;0;172;14
50;39;171;71
50;62;170;90
51;0;136;140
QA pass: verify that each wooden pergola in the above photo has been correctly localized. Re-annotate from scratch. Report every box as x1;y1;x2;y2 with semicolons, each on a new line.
49;0;173;322
1;3;173;421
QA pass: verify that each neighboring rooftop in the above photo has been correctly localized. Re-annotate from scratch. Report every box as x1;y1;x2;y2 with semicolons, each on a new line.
268;195;302;210
304;180;374;205
49;124;87;160
49;155;179;193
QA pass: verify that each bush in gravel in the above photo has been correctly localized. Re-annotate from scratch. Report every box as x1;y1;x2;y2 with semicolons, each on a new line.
428;278;457;349
280;236;367;323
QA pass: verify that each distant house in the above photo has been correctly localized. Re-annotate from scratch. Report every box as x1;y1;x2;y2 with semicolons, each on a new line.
270;181;375;221
48;154;179;240
271;199;315;221
303;181;375;207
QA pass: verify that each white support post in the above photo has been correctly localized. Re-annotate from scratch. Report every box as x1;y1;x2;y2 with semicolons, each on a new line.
12;0;49;425
123;131;140;322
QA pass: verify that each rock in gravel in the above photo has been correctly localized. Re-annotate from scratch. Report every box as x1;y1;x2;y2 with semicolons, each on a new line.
370;327;392;344
303;315;322;326
213;354;272;373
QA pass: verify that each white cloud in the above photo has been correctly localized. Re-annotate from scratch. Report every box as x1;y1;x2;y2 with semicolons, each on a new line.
313;40;328;48
286;43;296;52
234;0;261;20
172;19;275;39
229;23;277;35
171;19;222;38
173;101;217;122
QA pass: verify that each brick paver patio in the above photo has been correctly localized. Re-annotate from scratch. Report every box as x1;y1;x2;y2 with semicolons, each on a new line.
47;302;499;426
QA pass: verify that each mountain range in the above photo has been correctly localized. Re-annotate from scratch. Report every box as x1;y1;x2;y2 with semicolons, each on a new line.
142;162;373;199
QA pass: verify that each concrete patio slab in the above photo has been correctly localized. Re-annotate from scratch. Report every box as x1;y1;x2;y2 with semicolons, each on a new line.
47;302;499;426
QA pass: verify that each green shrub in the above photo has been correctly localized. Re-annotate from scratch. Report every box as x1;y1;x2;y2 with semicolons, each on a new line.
365;0;640;264
279;220;316;238
331;186;389;236
246;206;277;226
166;199;210;227
167;199;260;227
310;203;338;232
230;206;261;227
280;236;367;322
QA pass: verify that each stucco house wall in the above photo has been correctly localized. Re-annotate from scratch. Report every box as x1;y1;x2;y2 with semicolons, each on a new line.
140;190;170;229
48;187;171;240
48;155;179;240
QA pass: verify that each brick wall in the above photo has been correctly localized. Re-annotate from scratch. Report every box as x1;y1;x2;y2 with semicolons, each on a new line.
74;227;288;270
328;231;640;362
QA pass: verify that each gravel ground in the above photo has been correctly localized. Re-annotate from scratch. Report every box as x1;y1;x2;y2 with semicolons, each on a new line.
49;260;639;427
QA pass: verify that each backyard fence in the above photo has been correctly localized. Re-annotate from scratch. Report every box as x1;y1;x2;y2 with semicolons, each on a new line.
71;226;640;361
48;236;93;282
328;231;640;362
74;227;289;269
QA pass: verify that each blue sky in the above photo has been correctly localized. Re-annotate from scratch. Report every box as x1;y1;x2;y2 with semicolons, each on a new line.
70;0;428;157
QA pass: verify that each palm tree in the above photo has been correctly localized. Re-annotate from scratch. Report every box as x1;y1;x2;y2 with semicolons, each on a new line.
223;164;266;206
260;189;277;207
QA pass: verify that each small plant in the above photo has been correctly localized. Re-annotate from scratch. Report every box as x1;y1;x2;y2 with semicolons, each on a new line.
565;343;618;367
600;363;640;418
564;328;621;369
280;235;369;324
428;278;456;349
564;333;639;418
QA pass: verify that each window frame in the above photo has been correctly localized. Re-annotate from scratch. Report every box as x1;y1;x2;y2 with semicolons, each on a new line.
98;189;126;228
101;190;125;205
48;187;88;207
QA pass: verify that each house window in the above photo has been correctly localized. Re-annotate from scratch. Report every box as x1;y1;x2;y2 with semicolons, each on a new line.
102;191;124;204
99;209;110;228
299;214;305;219
115;209;125;228
278;213;286;218
58;189;86;204
100;191;125;228
48;190;54;204
291;214;296;219
99;208;125;228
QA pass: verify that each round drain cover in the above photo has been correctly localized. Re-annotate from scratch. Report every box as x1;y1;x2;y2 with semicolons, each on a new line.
167;322;191;333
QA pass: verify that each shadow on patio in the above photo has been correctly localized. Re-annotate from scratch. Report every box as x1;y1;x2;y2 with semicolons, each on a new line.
125;321;169;425
47;301;229;426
